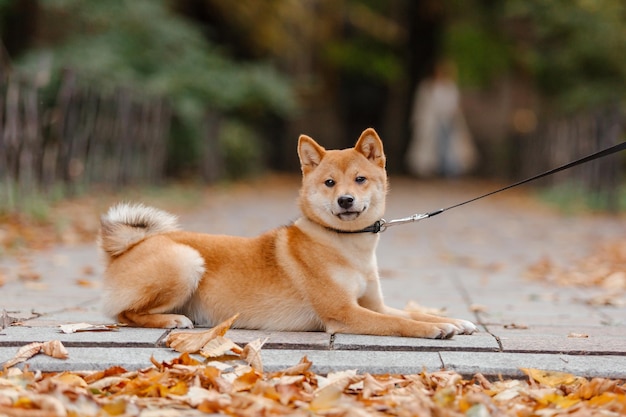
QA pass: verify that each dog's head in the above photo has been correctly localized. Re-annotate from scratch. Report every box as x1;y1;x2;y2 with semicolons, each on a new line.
297;128;388;232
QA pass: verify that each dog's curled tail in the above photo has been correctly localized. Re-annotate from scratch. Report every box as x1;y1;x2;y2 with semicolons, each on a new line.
99;203;180;258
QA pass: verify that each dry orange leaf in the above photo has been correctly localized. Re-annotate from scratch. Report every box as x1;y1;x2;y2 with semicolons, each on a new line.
1;353;626;416
199;336;242;358
2;342;43;368
2;340;68;368
241;338;267;372
167;313;240;353
41;340;69;359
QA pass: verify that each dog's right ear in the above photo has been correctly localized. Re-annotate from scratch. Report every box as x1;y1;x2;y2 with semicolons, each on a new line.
298;135;326;174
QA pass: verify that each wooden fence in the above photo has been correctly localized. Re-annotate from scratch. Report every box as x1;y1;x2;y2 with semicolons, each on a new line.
0;69;171;209
514;105;624;211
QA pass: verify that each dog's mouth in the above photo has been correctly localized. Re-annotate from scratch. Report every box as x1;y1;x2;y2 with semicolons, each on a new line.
336;210;363;221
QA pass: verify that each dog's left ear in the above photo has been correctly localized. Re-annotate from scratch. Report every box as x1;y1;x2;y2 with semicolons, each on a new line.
355;128;386;168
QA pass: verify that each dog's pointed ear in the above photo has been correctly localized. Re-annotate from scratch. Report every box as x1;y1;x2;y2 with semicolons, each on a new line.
298;135;326;174
355;128;385;168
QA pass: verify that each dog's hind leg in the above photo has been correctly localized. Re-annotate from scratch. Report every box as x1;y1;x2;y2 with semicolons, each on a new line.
103;237;206;328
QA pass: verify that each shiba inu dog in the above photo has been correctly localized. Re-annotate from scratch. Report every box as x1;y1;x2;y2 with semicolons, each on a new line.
99;128;477;338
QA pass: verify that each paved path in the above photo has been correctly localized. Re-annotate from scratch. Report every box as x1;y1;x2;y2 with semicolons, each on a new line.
1;176;625;378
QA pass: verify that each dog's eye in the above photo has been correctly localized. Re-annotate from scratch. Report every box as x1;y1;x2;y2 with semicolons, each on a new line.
355;176;367;184
324;179;336;187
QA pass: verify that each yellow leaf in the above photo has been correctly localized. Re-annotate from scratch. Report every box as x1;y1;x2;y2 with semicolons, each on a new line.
168;380;188;396
167;314;239;353
521;368;577;387
233;368;261;392
51;372;87;388
102;399;127;415
588;392;621;407
538;392;580;409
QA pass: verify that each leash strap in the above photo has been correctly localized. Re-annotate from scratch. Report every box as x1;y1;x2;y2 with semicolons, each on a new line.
378;140;626;232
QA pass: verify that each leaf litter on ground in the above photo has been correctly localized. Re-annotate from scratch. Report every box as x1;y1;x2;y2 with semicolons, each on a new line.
2;316;626;416
527;238;626;306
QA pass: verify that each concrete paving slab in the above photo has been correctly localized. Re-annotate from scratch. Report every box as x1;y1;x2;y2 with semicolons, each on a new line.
497;333;626;355
260;349;445;375
486;324;622;338
0;326;167;347
333;332;499;352
440;351;626;379
0;347;181;372
225;330;331;350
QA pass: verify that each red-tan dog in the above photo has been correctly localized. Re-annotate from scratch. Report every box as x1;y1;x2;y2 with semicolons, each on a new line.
99;128;477;338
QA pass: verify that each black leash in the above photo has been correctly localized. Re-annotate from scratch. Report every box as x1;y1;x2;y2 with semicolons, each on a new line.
362;140;626;233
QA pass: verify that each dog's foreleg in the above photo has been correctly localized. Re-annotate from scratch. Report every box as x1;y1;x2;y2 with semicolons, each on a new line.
323;304;458;339
357;281;477;335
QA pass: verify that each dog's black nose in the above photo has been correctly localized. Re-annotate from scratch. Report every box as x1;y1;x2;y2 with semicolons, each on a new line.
338;195;354;209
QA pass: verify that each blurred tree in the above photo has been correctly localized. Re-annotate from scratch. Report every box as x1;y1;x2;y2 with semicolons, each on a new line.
443;0;626;113
9;0;296;177
504;0;626;112
191;0;427;170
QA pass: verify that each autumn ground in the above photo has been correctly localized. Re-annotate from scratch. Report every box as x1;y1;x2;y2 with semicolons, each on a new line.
1;175;626;416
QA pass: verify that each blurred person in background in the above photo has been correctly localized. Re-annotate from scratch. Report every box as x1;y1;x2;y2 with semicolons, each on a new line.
406;60;478;178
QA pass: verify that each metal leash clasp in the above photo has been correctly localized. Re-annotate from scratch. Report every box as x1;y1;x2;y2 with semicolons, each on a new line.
378;212;431;232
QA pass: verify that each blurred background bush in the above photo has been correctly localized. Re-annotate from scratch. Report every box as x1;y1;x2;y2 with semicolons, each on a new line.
0;0;624;212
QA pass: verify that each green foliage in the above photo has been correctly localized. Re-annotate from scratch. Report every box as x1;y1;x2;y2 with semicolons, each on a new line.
537;182;626;214
12;0;296;177
16;0;295;117
324;37;403;83
504;0;626;111
443;22;511;88
218;120;265;180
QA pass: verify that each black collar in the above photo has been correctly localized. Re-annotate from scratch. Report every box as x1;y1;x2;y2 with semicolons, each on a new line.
325;220;383;234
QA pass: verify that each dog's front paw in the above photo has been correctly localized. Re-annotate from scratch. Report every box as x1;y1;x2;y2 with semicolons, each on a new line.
165;315;194;329
451;319;478;335
431;323;457;339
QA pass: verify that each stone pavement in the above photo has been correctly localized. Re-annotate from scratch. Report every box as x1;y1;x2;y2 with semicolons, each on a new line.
1;176;625;378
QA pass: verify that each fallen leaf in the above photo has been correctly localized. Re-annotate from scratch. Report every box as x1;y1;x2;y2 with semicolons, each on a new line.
504;323;529;330
51;372;87;388
232;368;261;392
167;314;239;353
41;340;69;359
568;332;589;338
2;340;69;369
18;270;40;281
310;380;345;411
521;368;579;387
470;304;488;313
2;342;43;368
276;355;313;376
82;265;95;276
199;336;242;358
58;322;119;334
240;338;267;372
75;278;99;288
